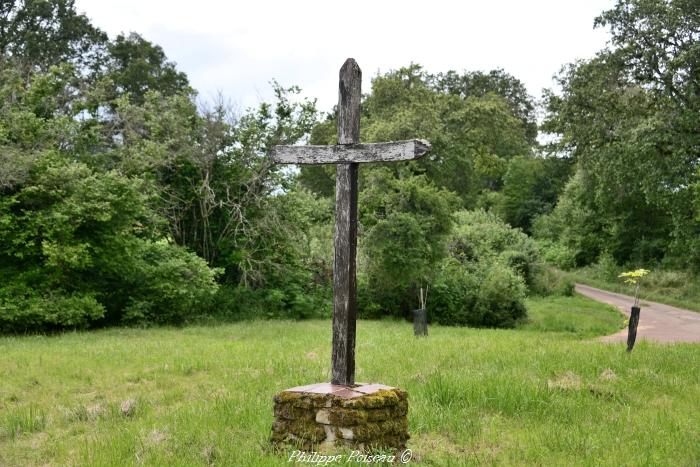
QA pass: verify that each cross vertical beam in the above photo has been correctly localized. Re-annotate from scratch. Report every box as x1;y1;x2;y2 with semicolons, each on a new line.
332;59;361;386
268;58;430;386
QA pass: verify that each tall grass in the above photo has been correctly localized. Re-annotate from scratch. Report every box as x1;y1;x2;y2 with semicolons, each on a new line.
1;405;46;439
0;296;698;466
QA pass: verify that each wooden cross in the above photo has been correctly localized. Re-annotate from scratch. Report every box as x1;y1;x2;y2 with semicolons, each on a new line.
270;58;430;386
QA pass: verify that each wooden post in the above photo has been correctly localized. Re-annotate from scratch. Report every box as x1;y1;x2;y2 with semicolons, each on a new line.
413;309;428;337
627;306;641;352
332;59;361;386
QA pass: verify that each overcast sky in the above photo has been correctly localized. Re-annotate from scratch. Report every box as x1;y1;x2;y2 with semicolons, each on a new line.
74;0;615;114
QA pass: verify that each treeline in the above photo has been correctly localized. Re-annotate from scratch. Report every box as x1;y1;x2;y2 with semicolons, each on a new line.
537;0;700;271
0;0;323;331
1;0;697;333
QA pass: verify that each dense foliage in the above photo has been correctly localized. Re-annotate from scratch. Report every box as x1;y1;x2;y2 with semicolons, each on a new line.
0;1;321;331
426;211;536;328
539;0;700;271
0;63;219;331
2;0;694;332
300;64;538;208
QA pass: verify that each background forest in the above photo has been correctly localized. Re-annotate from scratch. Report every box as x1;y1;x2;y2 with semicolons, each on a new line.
1;0;698;333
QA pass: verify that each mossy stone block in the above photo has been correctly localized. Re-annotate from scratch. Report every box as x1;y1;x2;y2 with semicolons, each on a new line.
271;384;409;451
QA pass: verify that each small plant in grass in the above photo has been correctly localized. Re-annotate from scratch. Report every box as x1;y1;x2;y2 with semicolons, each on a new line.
618;268;650;352
618;268;650;308
2;405;47;438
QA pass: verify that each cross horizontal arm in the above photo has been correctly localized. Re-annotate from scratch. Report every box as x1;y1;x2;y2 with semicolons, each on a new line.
270;139;431;165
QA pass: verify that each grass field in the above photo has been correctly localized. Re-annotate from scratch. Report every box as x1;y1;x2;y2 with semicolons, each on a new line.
1;296;699;466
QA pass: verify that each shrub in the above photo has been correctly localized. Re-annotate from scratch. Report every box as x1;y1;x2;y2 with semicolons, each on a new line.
0;155;221;332
500;249;534;288
426;259;528;328
451;210;541;287
536;239;577;270
597;253;622;282
451;210;538;262
358;170;458;319
428;259;479;326
558;280;576;297
119;240;220;325
473;262;528;328
357;209;538;326
530;267;575;297
0;290;105;333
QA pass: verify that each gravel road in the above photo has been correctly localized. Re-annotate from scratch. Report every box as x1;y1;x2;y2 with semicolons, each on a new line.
575;284;700;343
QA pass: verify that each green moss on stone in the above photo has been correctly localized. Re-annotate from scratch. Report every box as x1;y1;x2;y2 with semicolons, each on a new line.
364;408;390;422
335;419;409;442
271;387;410;452
328;408;367;425
274;391;333;409
272;418;326;442
340;389;401;409
274;403;315;421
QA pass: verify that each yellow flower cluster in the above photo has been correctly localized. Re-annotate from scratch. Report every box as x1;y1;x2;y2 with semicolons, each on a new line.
618;268;650;285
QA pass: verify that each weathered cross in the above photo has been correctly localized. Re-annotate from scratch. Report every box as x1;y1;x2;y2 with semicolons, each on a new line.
270;59;430;386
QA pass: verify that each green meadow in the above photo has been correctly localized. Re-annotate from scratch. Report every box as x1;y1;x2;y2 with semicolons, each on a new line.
1;296;699;466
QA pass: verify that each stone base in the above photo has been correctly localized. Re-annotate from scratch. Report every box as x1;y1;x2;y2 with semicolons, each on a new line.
271;383;409;452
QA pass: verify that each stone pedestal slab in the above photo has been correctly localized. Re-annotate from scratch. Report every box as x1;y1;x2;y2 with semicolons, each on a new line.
271;382;408;451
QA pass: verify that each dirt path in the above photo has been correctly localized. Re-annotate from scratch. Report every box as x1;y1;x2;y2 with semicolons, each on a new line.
575;284;700;343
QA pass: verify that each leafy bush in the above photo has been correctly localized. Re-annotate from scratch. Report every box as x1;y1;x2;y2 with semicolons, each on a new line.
450;209;545;289
358;170;458;317
474;263;528;328
119;240;220;325
450;210;541;286
597;253;622;282
428;260;527;328
0;289;105;333
450;210;538;262
500;250;534;288
530;267;575;297
534;239;577;270
0;155;220;332
427;259;478;326
414;210;538;327
359;209;535;327
558;280;575;297
205;284;331;322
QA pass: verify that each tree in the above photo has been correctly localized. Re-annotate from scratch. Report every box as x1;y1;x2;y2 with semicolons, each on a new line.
359;168;458;316
0;3;336;329
542;0;700;268
106;33;191;104
532;170;607;267
427;210;534;328
297;64;536;318
0;0;107;73
300;64;530;207
431;68;538;144
299;64;533;207
595;0;699;109
0;60;220;332
111;81;318;286
0;153;219;331
498;155;573;232
595;0;700;268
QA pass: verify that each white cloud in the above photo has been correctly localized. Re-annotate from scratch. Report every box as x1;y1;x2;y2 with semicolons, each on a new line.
75;0;614;112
